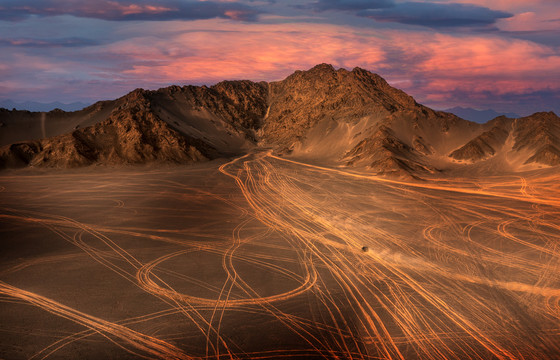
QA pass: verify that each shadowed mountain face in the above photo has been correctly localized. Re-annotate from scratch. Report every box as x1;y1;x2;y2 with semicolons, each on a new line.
449;120;512;162
512;112;560;165
1;64;559;178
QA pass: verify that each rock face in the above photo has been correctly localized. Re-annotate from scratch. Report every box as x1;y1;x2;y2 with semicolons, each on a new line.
1;64;559;177
150;80;267;139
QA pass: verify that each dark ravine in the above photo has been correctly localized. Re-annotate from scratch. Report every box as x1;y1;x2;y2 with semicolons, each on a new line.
1;64;559;178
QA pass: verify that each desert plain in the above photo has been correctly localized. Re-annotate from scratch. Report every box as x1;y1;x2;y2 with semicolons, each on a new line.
1;150;559;359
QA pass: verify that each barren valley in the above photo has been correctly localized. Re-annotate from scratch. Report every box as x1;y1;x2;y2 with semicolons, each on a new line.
1;65;559;359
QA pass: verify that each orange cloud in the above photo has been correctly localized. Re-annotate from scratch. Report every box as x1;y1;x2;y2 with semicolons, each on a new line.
4;17;558;113
112;21;387;82
104;20;558;100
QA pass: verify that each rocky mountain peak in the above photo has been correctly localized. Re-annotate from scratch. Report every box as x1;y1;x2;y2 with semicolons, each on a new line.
300;63;336;75
261;64;419;149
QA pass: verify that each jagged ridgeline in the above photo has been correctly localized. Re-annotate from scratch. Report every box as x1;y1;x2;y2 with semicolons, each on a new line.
1;64;559;178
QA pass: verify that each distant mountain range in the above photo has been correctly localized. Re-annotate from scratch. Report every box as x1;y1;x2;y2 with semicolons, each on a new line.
1;100;518;123
445;106;520;123
1;64;558;178
0;99;89;112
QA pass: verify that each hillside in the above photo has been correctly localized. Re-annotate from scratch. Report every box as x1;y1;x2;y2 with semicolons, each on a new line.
0;81;266;168
0;91;211;168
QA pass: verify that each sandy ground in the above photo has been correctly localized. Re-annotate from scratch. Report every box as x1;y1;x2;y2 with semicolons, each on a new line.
0;153;559;359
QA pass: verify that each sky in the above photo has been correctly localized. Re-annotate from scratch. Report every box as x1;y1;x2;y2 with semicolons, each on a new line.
0;0;558;115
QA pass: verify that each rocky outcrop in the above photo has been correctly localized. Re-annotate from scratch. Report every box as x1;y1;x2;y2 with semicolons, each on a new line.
151;80;267;136
525;145;560;166
412;135;434;156
446;112;560;168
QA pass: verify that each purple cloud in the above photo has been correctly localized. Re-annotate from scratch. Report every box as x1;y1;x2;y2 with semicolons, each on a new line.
0;37;99;47
358;2;512;28
0;0;261;22
309;0;394;11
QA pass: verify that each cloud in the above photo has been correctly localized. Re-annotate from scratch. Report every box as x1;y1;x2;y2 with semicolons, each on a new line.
309;0;394;11
432;88;560;116
0;0;261;22
503;30;560;46
428;0;548;12
0;37;99;48
358;2;513;27
1;15;558;115
384;32;560;114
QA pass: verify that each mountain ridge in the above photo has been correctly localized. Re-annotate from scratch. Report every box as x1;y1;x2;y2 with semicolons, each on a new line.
0;99;90;112
445;106;521;123
1;64;558;178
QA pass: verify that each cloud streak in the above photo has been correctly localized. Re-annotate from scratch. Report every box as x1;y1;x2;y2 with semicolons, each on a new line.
0;0;261;22
0;37;99;48
308;0;393;11
358;2;513;28
0;1;557;114
4;19;558;115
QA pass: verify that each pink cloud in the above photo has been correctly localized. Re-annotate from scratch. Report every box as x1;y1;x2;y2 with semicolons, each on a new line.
101;21;558;101
435;0;549;11
498;10;560;31
110;21;386;82
3;18;558;113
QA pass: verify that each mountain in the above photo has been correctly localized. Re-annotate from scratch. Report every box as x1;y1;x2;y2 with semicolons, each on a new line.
512;112;560;166
0;82;266;168
0;91;210;168
0;99;89;112
449;124;510;162
1;64;559;178
446;112;560;168
445;106;520;123
260;64;475;178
